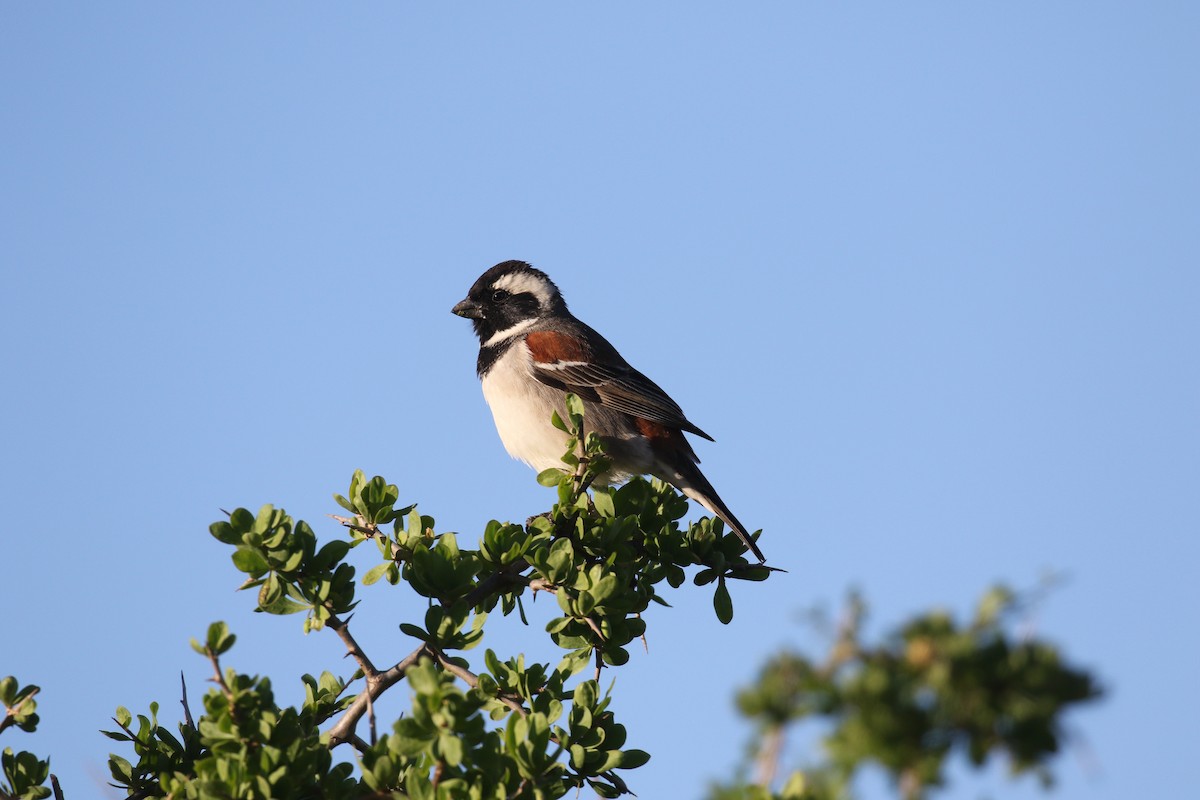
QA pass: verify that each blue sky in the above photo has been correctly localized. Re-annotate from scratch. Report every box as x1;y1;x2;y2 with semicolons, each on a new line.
2;3;1197;799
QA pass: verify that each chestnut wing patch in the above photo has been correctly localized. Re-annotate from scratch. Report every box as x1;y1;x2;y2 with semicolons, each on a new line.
525;331;713;441
526;330;590;364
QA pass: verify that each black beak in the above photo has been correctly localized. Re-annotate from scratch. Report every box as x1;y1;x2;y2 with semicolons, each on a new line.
452;298;484;319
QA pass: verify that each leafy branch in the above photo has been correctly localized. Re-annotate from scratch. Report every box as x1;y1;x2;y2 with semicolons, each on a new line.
98;397;773;799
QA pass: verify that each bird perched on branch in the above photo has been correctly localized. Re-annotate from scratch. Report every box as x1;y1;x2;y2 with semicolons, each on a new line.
452;260;765;563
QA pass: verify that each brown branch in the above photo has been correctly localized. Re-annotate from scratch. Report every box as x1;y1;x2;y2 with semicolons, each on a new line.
528;577;557;595
327;614;379;679
460;561;532;609
429;646;528;718
206;651;233;701
327;643;430;749
50;774;64;800
330;514;410;563
329;513;381;538
753;723;784;788
366;688;377;746
582;616;605;642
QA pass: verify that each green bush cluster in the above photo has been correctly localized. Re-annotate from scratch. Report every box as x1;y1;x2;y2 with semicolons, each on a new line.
20;397;765;799
709;588;1102;800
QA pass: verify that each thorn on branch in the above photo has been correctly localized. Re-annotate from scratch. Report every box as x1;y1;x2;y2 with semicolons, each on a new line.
180;671;195;730
329;513;382;538
583;616;606;643
528;577;557;596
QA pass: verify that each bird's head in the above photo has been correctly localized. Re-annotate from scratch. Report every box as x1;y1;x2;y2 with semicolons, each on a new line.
452;260;568;345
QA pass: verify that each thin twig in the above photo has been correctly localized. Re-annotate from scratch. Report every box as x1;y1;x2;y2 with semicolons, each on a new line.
329;514;382;538
50;774;64;800
603;770;632;796
429;646;528;718
460;561;532;608
206;651;232;700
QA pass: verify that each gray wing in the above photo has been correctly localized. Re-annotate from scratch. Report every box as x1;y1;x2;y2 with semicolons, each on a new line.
531;360;714;441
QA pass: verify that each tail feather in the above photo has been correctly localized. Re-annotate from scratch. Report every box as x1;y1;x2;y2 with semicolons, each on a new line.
672;467;766;564
642;423;766;563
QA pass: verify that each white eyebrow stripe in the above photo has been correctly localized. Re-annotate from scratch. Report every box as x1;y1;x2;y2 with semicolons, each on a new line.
483;317;538;348
493;272;552;307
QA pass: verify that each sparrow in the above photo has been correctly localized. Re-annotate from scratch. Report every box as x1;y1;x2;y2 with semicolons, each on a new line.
452;260;765;563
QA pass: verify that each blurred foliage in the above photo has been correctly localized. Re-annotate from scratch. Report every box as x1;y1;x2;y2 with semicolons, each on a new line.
707;587;1102;800
1;676;50;800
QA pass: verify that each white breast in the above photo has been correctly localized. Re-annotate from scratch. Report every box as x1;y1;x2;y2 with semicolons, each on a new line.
481;342;573;473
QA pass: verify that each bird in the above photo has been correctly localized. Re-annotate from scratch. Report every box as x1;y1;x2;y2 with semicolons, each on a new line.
451;259;765;563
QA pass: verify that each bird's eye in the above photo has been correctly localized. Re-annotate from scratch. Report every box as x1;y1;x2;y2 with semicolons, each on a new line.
491;289;510;302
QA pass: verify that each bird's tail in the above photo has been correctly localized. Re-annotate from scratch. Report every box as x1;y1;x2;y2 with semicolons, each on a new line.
670;465;766;563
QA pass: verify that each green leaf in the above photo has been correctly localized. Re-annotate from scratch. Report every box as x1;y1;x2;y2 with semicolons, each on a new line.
406;660;440;695
315;539;351;568
537;468;566;487
209;520;239;545
619;748;651;769
564;393;585;428
259;594;308;615
205;622;236;654
231;546;269;575
592;487;615;518
258;573;283;608
438;733;464;766
713;579;734;624
108;754;134;783
363;561;392;586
